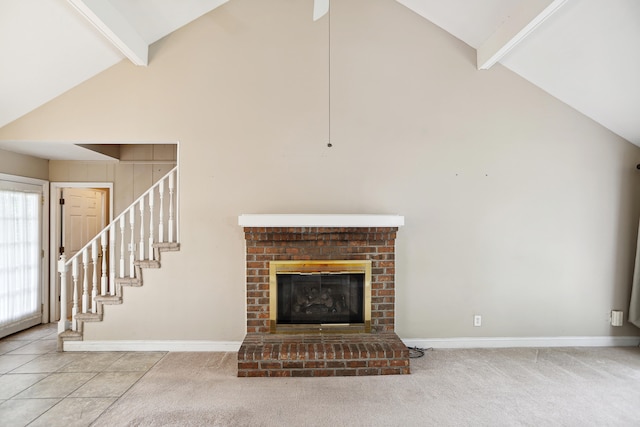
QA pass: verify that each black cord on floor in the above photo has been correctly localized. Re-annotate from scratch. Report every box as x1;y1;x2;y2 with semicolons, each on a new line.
408;346;432;358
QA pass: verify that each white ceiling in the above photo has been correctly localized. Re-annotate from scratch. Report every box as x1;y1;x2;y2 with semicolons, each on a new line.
0;0;638;160
500;0;640;146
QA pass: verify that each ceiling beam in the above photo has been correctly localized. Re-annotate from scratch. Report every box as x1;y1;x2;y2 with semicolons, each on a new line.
477;0;567;70
67;0;148;66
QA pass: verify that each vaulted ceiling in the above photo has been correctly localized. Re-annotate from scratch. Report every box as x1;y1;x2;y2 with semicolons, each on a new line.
0;0;638;160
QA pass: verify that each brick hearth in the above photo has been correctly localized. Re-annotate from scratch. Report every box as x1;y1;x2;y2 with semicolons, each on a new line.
238;333;409;377
239;217;409;377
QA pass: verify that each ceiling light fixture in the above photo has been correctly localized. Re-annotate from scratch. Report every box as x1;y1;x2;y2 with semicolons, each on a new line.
313;0;329;21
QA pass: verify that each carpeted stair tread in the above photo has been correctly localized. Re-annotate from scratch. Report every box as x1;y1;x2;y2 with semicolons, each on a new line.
75;312;103;322
153;242;180;251
116;277;142;286
95;295;122;304
58;330;82;340
135;259;161;268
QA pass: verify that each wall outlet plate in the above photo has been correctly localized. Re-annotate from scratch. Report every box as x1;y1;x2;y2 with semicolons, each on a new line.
473;315;482;327
611;310;624;327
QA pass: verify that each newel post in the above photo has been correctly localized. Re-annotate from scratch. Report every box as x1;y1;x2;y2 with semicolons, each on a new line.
57;254;68;334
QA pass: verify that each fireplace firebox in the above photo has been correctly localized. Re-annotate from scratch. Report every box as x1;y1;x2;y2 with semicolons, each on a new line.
270;261;371;333
278;274;363;323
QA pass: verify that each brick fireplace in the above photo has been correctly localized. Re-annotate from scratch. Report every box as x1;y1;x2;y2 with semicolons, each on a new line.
237;214;409;377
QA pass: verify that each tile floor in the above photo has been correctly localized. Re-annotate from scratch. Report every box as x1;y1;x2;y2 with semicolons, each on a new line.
0;323;165;427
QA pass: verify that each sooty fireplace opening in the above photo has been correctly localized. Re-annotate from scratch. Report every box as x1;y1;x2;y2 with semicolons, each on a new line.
269;260;372;333
277;273;364;325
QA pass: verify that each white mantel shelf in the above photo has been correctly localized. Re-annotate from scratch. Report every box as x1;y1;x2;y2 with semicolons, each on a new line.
238;214;405;228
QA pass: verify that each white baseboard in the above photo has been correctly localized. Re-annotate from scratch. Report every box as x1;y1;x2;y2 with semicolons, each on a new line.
63;336;640;352
402;336;640;349
63;340;242;352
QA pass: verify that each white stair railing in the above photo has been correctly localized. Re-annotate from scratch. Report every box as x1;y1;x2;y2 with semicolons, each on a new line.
57;167;178;334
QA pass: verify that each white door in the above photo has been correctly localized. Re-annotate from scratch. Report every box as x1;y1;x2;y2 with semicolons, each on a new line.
61;188;105;316
0;181;43;338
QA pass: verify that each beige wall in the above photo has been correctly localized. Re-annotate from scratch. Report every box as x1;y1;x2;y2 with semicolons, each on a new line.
1;0;639;341
0;148;48;180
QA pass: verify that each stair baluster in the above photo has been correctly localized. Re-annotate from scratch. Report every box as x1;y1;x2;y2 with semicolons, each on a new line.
91;240;98;313
169;171;175;243
139;198;145;261
107;228;115;296
129;207;135;278
82;249;89;314
158;180;164;243
149;189;154;260
57;254;68;334
119;218;125;278
101;232;108;296
72;257;79;331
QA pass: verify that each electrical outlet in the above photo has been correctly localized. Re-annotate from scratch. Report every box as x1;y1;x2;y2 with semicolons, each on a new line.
473;315;482;327
611;310;624;327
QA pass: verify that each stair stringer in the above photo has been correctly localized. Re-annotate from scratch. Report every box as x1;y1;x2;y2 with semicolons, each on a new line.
58;242;180;351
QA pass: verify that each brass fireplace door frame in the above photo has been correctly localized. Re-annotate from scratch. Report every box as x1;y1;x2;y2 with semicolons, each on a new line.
269;260;372;333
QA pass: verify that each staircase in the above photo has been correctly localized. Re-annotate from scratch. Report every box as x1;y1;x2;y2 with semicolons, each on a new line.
57;167;179;350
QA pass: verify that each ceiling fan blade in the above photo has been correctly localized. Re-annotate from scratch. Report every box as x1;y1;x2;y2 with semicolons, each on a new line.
313;0;329;21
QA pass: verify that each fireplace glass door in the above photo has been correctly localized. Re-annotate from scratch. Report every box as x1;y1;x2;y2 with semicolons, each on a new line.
269;260;371;333
277;273;364;325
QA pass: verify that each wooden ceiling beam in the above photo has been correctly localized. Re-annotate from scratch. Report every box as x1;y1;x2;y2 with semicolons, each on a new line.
477;0;567;70
68;0;148;66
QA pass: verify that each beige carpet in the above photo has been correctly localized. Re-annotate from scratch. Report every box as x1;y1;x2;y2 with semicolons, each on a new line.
92;346;640;426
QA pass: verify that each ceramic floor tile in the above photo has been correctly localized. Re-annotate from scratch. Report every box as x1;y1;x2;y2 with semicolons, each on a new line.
3;324;57;341
0;340;29;355
29;397;117;427
38;330;60;341
0;373;48;399
70;371;145;397
0;354;40;373
155;352;218;371
59;352;125;373
11;352;82;373
6;339;57;355
15;372;96;399
0;397;60;427
104;352;166;372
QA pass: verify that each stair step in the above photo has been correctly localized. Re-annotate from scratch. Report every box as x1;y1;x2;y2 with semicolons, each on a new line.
57;329;83;351
153;242;180;251
59;330;82;340
135;259;161;268
75;312;103;322
116;277;142;287
95;295;122;305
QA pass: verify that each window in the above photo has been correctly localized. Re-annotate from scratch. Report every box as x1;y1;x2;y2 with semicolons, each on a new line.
0;180;43;337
